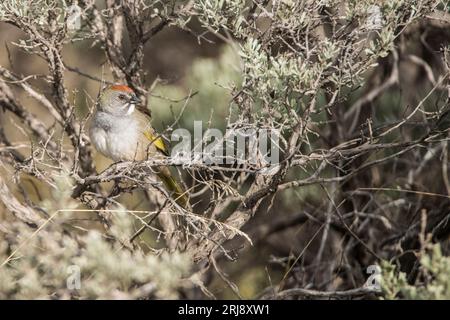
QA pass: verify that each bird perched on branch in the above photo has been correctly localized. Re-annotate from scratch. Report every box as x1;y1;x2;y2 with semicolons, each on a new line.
89;84;187;207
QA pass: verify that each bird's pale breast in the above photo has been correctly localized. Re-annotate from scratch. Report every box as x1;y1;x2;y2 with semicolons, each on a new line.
89;111;146;161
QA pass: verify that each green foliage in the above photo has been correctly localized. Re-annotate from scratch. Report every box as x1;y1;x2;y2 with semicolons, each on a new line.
190;0;439;126
381;244;450;300
0;0;69;27
194;0;247;33
0;174;191;299
150;46;241;130
0;223;190;299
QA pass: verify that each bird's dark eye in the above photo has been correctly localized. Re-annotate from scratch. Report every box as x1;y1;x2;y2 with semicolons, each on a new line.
118;94;126;100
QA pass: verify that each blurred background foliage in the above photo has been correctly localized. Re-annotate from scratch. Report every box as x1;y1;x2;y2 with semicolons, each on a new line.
149;45;242;132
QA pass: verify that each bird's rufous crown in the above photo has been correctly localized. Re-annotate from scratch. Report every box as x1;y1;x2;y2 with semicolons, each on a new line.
109;84;134;93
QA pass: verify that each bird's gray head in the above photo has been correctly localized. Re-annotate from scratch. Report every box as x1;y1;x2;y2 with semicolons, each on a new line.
98;85;141;116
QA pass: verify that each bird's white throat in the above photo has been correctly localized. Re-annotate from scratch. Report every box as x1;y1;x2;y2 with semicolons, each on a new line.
125;103;135;115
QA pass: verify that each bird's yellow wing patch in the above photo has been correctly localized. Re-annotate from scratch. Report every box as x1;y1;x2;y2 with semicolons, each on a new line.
143;130;169;156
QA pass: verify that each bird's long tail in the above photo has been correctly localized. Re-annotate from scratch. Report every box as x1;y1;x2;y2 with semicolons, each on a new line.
157;167;188;208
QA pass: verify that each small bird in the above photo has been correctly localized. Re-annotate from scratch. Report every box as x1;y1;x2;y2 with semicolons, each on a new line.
89;84;187;207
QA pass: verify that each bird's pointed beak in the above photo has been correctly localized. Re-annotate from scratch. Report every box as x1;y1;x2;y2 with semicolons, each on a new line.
129;94;141;104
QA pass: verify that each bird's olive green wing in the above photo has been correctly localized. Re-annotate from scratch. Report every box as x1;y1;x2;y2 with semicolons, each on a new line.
143;129;169;157
133;110;188;207
133;111;169;156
